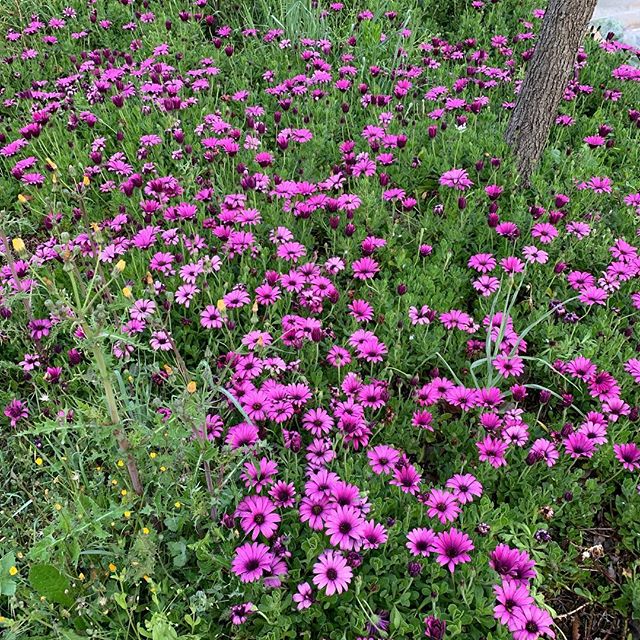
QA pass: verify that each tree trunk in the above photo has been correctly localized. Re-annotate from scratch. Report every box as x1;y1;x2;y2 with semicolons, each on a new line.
505;0;598;183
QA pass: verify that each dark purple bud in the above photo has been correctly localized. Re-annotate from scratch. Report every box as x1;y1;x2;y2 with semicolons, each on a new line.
67;348;83;365
561;422;574;437
534;529;552;543
346;551;363;568
221;513;235;528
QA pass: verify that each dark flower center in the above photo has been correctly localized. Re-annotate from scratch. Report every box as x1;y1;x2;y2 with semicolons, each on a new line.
312;505;324;516
339;522;352;534
326;568;338;581
246;560;260;571
254;514;265;525
525;622;539;633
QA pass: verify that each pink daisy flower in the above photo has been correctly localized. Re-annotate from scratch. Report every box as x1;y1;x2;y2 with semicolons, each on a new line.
312;550;353;596
439;168;473;190
231;542;274;583
431;528;474;573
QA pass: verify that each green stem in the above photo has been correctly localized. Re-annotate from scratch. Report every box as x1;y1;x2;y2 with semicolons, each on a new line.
68;266;143;496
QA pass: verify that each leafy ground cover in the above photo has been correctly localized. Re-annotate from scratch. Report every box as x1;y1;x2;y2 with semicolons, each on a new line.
1;0;640;638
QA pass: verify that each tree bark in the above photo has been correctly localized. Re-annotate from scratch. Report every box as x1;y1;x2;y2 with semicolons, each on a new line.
505;0;598;183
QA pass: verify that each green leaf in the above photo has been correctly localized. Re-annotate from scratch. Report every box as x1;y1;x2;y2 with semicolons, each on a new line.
146;613;178;640
0;553;17;596
28;564;74;606
114;592;128;610
167;540;187;568
391;606;403;630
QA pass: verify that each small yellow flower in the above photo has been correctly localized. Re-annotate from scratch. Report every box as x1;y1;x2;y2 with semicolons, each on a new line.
216;299;227;313
124;510;131;519
54;503;62;511
12;237;26;253
9;567;18;577
186;381;197;394
115;259;126;273
82;175;90;186
17;194;28;204
122;286;132;298
163;364;173;375
108;563;117;573
120;489;127;497
127;375;133;383
78;572;85;581
174;501;181;509
149;452;157;459
111;479;119;486
159;466;167;472
117;459;124;467
0;615;7;623
35;457;43;466
142;527;150;535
